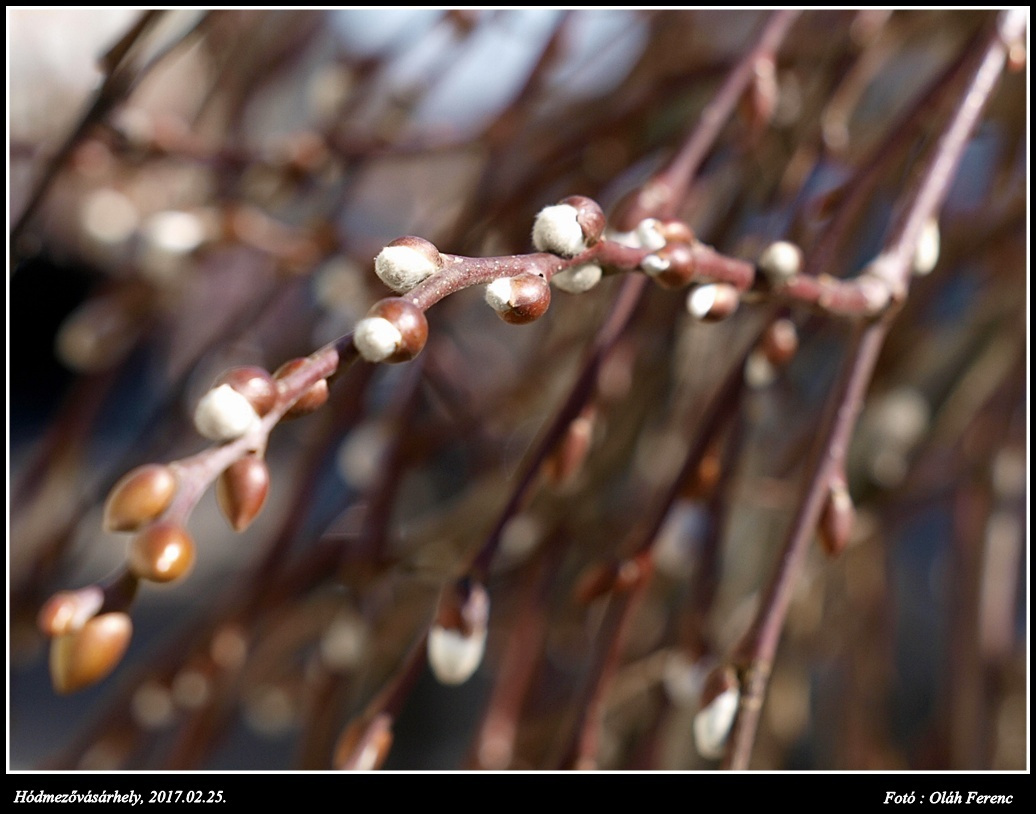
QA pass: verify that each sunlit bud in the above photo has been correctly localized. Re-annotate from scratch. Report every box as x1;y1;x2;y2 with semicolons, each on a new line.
273;358;329;419
353;298;428;363
374;236;442;292
216;454;270;532
693;666;740;759
428;578;490;686
757;240;803;288
193;384;261;442
128;522;196;583
687;283;740;321
552;263;602;293
485;273;551;324
50;612;133;694
215;366;278;417
642;242;697;289
818;479;855;557
912;217;940;276
38;587;105;637
760;318;799;367
532;204;587;257
104;464;178;532
334;713;394;770
558;195;606;246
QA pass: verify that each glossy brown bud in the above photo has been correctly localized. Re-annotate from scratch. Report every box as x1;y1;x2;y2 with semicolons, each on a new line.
485;273;551;324
50;612;133;694
558;195;606;246
128;522;196;583
642;242;697;290
216;454;270;532
215;366;277;417
274;358;330;419
104;464;178;532
38;587;105;637
354;298;429;364
818;480;855;557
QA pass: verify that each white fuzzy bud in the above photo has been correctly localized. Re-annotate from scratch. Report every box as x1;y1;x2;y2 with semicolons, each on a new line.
552;263;602;294
912;217;940;276
640;253;670;278
635;218;668;252
693;686;740;759
353;316;403;363
532;204;586;257
688;284;717;319
485;277;517;312
757;240;802;287
428;625;487;685
374;245;438;292
194;384;261;442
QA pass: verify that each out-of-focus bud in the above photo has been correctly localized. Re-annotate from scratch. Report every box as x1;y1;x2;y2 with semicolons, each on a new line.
760;318;799;368
428;578;490;686
687;283;740;322
353;298;428;363
38;587;105;637
912;217;940;277
374;236;442;292
543;407;595;488
485;273;551;324
128;522;196;583
817;478;855;557
757;240;803;288
104;464;178;532
273;358;329;419
216;454;270;532
50;612;133;694
692;665;740;760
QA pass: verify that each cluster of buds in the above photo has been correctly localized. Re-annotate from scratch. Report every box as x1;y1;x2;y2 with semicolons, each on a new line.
532;196;606;293
427;577;490;685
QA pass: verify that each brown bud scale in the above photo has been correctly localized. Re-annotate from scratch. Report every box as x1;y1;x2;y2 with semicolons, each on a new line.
104;464;178;532
217;454;271;532
128;522;196;583
50;612;133;694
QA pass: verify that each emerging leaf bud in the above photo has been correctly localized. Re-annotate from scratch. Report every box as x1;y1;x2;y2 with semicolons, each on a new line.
757;240;803;288
532;204;588;257
353;298;429;363
215;366;277;417
818;479;855;557
552;263;602;294
558;195;606;246
128;522;196;583
193;384;261;442
693;666;740;760
687;283;740;322
485;273;551;324
38;587;105;637
642;242;697;289
428;578;489;686
217;454;270;532
374;236;442;292
273;358;329;420
50;612;133;694
104;464;178;532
